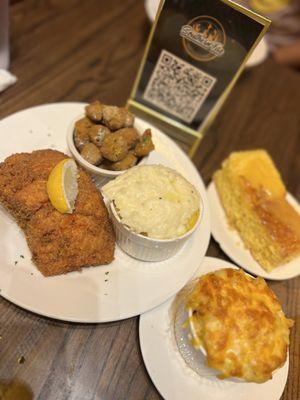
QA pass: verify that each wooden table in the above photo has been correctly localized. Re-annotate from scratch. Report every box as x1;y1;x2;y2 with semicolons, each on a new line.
0;1;299;399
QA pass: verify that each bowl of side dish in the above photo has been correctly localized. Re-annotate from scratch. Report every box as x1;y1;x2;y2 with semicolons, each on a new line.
102;164;203;262
67;101;155;186
174;268;294;383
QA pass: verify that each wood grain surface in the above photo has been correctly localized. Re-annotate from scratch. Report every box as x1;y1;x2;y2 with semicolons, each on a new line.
0;1;299;399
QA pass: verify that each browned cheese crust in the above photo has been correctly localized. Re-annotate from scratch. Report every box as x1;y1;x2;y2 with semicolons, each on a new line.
187;268;293;383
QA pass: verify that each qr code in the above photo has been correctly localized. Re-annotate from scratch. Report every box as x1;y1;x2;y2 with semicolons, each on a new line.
143;50;217;124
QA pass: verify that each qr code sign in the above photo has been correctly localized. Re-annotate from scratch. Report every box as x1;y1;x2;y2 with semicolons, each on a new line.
143;50;217;124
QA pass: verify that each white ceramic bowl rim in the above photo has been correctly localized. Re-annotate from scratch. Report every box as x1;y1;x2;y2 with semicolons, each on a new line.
67;113;149;177
110;194;203;243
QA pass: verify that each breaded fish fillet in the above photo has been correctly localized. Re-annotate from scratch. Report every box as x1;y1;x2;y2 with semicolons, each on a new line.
0;149;115;276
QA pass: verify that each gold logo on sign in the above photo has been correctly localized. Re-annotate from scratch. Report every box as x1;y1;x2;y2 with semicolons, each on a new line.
180;16;226;62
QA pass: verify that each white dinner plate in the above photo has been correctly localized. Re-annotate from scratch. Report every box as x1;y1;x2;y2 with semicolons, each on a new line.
139;256;289;400
207;182;300;280
144;0;268;68
0;103;210;322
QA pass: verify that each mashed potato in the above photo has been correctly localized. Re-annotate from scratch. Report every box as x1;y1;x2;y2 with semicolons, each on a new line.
102;165;200;239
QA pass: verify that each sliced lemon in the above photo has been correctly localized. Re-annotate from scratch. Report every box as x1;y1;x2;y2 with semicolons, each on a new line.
47;158;78;214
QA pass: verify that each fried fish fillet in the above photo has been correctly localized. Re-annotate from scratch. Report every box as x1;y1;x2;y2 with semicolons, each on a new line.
0;149;115;276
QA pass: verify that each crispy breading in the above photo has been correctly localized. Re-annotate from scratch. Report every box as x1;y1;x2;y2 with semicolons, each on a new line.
0;149;115;276
0;150;66;226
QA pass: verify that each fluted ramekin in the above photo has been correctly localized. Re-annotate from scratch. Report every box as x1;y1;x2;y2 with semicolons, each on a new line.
109;196;203;262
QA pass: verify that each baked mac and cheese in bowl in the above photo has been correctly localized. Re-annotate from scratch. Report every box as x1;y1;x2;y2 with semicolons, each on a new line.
181;268;293;383
102;164;202;261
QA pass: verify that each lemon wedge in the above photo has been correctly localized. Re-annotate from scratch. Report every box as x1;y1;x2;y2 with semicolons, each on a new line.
47;158;78;214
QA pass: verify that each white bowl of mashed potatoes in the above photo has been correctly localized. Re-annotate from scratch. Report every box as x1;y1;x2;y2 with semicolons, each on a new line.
102;165;202;261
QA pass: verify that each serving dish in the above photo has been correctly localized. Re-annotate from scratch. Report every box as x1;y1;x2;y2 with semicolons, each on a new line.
109;194;202;261
139;256;289;400
67;113;151;187
0;102;210;322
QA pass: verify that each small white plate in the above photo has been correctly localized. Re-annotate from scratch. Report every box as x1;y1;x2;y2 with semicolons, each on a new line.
207;182;300;280
0;103;210;322
246;38;268;68
144;0;268;68
139;256;289;400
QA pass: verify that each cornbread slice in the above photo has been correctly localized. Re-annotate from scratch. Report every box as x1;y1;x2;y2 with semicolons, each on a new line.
213;150;300;271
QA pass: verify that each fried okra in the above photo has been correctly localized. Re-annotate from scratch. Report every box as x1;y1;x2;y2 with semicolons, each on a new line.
102;106;134;130
85;101;103;122
73;101;154;171
110;151;138;171
134;129;155;157
89;125;110;147
100;133;129;162
81;143;102;165
114;128;139;149
74;117;93;151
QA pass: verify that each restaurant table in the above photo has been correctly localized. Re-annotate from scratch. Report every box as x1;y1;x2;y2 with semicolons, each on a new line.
0;1;299;399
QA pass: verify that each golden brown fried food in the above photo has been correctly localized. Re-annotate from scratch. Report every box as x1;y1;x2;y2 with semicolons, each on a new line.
115;127;140;149
88;124;110;147
134;129;155;157
74;117;93;150
85;100;103;122
81;143;102;165
0;149;115;276
100;133;129;162
0;150;66;226
102;106;134;130
75;117;93;134
110;151;138;171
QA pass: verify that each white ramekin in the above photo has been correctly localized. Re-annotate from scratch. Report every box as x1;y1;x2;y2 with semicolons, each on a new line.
67;114;149;187
109;196;203;262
